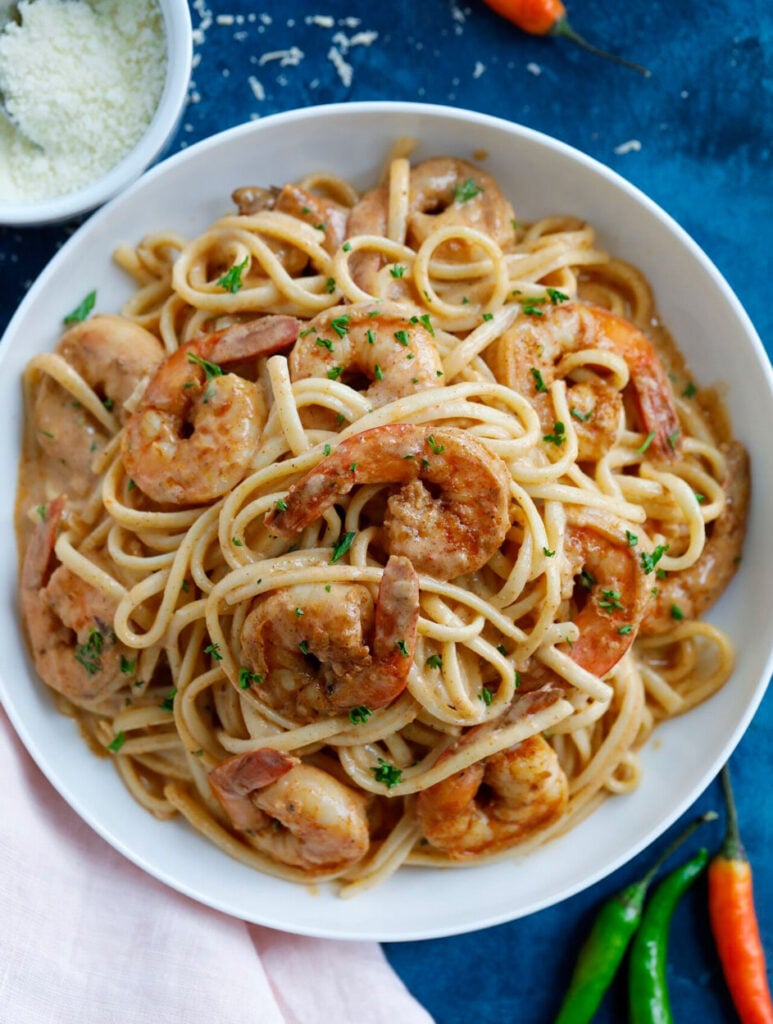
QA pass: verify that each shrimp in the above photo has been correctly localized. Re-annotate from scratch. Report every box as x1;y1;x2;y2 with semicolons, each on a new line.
240;555;419;720
416;690;569;859
288;300;444;407
232;182;348;274
348;157;516;280
265;424;512;580
641;440;750;635
122;315;299;505
34;315;165;496
208;747;370;871
20;496;133;705
492;301;681;461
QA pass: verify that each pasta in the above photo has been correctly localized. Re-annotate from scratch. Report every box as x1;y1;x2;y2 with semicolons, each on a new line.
16;152;749;896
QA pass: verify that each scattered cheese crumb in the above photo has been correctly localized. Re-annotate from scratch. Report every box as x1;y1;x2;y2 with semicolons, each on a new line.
248;75;265;102
526;62;542;76
306;14;334;28
473;61;485;79
258;46;304;67
327;45;353;88
613;139;642;155
0;0;166;203
216;13;234;25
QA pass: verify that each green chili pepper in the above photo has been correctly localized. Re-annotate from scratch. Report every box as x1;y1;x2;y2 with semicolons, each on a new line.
629;846;710;1024
553;813;715;1024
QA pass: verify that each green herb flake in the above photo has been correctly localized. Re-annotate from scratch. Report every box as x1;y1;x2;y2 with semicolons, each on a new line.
531;367;548;393
543;547;555;557
546;287;570;304
374;363;384;381
187;351;223;380
160;688;178;712
63;290;96;325
682;381;697;398
617;624;633;635
427;434;445;455
204;642;223;661
326;277;337;294
479;687;493;706
326;365;343;380
514;671;521;690
570;406;594;423
323;443;332;456
396;639;409;656
342;241;352;252
390;264;406;278
598;589;624;612
637;431;656;455
371;758;402;788
74;628;104;676
349;705;373;725
419;313;435;336
543;421;566;446
330;531;356;564
331;315;350;337
299;640;310;655
496;644;507;656
426;654;443;669
640;544;669;574
394;329;409;347
625;530;638;547
216;256;249;293
315;336;334;351
579;568;596;591
36;504;46;521
668;428;681;449
522;303;545;317
482;312;494;322
366;328;375;345
239;667;263;689
670;604;685;621
453;178;483;203
106;731;126;753
120;655;136;675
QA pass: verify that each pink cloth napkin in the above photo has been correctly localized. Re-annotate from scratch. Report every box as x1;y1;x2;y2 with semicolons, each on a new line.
0;709;435;1024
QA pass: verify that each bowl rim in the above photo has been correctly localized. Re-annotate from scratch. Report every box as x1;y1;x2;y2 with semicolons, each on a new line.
3;100;772;940
0;0;192;227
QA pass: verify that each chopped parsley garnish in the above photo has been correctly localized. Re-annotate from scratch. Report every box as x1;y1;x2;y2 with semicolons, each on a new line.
390;264;406;278
342;241;351;252
637;431;656;455
656;567;668;580
299;640;310;655
625;530;639;547
394;329;409;347
453;178;482;203
204;643;223;661
598;589;624;612
640;544;669;574
63;290;96;325
670;604;685;621
543;422;566;446
427;434;445;455
299;326;317;338
543;547;555;557
331;315;350;337
546;287;569;304
120;655;136;675
496;644;507;656
239;667;263;689
694;492;705;504
426;654;443;669
316;336;334;351
570;406;594;422
349;705;373;725
102;397;114;411
396;639;409;656
275;498;288;512
521;302;545;316
682;381;697;398
374;363;384;381
617;624;633;635
294;607;304;617
419;313;435;336
323;443;332;456
667;428;681;449
514;671;521;689
482;312;494;321
216;256;249;293
371;758;402;788
330;530;356;563
326;277;337;294
366;328;375;345
349;462;358;472
187;352;223;380
232;536;243;547
326;365;343;380
106;731;126;753
36;504;46;521
160;688;177;711
74;629;104;676
479;687;493;706
579;568;597;591
531;367;548;393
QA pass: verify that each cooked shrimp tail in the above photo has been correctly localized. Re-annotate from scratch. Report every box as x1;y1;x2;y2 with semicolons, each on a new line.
208;748;297;831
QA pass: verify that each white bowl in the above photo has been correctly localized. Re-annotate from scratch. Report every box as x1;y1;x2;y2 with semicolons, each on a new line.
0;0;191;227
2;102;772;940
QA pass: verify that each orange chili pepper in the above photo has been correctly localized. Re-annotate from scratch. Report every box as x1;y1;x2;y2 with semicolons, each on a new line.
708;765;773;1024
480;0;650;76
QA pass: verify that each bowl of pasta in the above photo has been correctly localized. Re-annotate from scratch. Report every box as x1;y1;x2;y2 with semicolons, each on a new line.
3;102;772;940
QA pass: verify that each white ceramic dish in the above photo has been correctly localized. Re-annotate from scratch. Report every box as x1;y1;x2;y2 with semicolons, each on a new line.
2;102;772;941
0;0;192;226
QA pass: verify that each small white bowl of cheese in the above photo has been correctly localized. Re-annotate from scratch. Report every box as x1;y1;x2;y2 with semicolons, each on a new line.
0;0;191;226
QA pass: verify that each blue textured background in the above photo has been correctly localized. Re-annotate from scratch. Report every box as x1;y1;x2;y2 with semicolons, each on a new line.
1;2;771;1021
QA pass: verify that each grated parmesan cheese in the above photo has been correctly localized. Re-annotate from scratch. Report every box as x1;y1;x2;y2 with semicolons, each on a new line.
0;0;167;203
